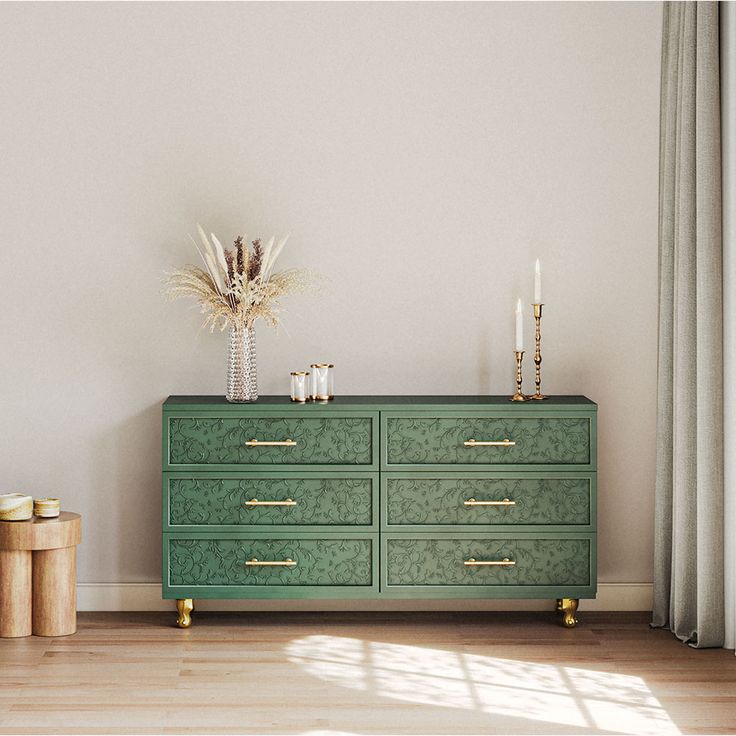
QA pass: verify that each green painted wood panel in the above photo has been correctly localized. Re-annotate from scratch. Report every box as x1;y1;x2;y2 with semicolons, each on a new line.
385;535;592;587
384;414;591;466
161;396;598;605
166;473;376;528
167;414;374;466
384;474;593;528
168;536;373;587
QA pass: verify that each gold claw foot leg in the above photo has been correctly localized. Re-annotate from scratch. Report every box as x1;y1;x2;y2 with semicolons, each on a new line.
176;598;194;628
556;598;579;628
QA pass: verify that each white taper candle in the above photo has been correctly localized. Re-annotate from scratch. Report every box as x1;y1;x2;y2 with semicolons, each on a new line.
534;258;542;303
515;298;523;351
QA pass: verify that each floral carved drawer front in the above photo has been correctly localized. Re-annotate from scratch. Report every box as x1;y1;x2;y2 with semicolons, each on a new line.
385;477;591;526
169;538;373;586
386;417;590;465
168;476;373;526
386;537;591;586
168;416;373;465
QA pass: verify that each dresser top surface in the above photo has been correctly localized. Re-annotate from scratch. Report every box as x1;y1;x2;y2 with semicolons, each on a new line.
164;395;596;408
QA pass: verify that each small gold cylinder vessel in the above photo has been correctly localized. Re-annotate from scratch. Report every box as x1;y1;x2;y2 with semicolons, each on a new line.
310;364;334;401
290;371;310;403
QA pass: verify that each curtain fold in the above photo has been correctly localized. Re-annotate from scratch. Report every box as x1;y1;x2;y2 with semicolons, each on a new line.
722;1;736;653
653;1;724;648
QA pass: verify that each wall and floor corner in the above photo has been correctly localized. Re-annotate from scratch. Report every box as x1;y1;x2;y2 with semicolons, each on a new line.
0;1;662;611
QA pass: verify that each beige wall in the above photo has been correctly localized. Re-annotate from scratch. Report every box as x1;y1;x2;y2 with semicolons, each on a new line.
0;1;662;590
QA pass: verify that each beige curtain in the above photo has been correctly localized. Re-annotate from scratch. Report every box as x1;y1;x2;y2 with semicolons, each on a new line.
724;0;736;654
653;1;724;648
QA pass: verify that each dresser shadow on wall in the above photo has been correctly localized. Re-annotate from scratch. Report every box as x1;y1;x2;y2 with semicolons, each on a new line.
92;402;162;581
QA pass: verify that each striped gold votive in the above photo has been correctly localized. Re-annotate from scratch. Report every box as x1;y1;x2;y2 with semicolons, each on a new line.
33;498;60;518
0;493;33;521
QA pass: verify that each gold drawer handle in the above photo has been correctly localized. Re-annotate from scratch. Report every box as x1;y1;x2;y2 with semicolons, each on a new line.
464;497;516;507
244;498;297;507
246;558;297;567
245;439;297;447
463;438;515;447
464;557;515;567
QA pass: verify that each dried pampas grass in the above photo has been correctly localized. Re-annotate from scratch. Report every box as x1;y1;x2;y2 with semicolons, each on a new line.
165;225;312;331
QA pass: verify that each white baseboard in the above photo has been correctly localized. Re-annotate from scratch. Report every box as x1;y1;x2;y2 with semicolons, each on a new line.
77;582;653;612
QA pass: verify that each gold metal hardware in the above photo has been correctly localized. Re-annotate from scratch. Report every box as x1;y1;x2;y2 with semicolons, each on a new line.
556;597;579;627
310;363;334;368
245;439;297;447
511;350;528;402
176;598;194;628
244;498;297;507
463;439;516;447
464;557;515;566
531;303;549;400
464;498;516;507
246;558;297;567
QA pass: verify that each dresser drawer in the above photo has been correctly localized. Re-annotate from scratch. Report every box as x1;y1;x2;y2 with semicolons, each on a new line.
167;534;376;588
165;472;377;529
166;413;376;468
384;473;594;529
384;534;593;588
384;414;591;467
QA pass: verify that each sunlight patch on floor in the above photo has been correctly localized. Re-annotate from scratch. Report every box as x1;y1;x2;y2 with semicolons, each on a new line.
287;635;680;735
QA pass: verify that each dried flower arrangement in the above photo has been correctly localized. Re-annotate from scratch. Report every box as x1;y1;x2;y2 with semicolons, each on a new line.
166;225;311;332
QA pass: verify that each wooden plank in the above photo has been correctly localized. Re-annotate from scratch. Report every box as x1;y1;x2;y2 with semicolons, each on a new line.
0;613;734;735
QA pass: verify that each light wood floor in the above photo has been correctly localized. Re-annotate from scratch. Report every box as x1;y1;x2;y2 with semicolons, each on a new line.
0;611;735;735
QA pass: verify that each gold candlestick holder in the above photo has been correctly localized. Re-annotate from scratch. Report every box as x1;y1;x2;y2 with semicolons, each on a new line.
510;350;528;402
531;303;548;400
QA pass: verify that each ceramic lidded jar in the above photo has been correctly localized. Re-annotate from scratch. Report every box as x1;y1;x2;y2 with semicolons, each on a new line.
0;493;33;521
33;498;60;518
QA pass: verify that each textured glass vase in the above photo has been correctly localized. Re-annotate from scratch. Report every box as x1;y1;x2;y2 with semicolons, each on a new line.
226;326;258;402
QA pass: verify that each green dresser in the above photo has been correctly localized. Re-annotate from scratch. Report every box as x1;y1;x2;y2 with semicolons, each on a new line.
162;395;596;628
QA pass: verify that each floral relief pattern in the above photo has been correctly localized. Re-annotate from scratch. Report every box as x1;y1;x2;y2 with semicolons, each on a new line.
386;417;590;465
386;477;590;526
169;477;373;526
386;538;590;586
169;538;373;586
168;416;373;465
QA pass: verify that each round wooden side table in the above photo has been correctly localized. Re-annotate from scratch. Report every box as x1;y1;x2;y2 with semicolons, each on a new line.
0;512;81;638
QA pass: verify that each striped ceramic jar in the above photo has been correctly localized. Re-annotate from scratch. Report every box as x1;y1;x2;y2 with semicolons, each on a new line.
33;498;60;518
0;493;33;521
